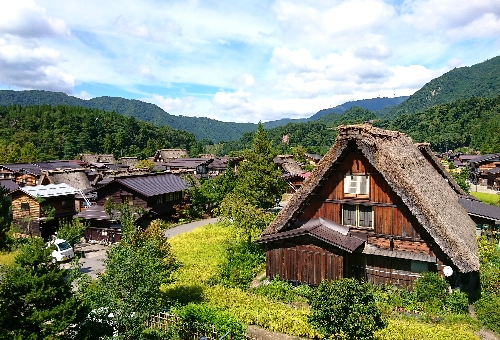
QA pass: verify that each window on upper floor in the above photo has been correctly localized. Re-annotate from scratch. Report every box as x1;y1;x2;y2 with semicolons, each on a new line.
21;202;30;211
344;174;369;196
342;204;373;228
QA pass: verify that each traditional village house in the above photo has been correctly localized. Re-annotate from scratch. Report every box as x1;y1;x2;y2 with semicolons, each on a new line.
118;157;139;168
304;153;322;166
0;179;19;206
416;143;500;245
274;155;310;194
257;124;479;295
486;167;500;191
75;173;188;243
152;149;188;163
469;153;500;186
0;163;43;186
163;158;213;176
80;154;116;164
11;183;79;238
207;156;244;176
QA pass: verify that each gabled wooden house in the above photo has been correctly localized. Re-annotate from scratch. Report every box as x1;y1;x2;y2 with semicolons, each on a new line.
257;125;479;293
0;163;43;186
11;183;79;238
86;173;189;228
152;149;188;163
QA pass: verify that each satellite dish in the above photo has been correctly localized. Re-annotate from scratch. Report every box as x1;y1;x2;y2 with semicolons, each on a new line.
443;266;454;277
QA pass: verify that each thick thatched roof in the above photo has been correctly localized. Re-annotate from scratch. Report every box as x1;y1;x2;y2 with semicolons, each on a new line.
262;124;479;273
153;149;188;162
42;169;91;191
274;155;303;175
80;154;116;163
416;143;466;195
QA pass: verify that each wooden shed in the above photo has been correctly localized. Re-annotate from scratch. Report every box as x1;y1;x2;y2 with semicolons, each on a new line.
257;124;479;293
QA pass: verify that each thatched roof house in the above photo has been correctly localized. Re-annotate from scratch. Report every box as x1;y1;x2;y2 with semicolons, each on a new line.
273;155;303;175
80;154;116;164
40;169;91;191
153;149;188;163
258;124;479;290
118;157;139;168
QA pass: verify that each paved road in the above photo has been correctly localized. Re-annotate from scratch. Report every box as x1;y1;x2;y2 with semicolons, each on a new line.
75;218;218;278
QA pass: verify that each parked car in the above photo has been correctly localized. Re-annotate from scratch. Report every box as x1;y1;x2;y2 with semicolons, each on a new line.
49;238;75;263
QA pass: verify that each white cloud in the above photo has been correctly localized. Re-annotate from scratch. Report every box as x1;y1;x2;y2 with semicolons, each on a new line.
0;0;70;38
143;95;196;114
74;90;92;100
0;38;74;92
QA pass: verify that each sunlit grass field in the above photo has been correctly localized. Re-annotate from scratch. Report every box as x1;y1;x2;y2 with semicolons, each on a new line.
470;191;500;206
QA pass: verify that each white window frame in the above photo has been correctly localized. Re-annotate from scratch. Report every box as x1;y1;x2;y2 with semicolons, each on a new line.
344;174;369;196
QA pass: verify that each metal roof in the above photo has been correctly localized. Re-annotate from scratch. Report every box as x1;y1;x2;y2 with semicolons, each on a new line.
459;197;500;222
0;163;42;176
20;183;79;198
469;153;500;164
75;205;111;220
97;173;188;197
0;179;19;193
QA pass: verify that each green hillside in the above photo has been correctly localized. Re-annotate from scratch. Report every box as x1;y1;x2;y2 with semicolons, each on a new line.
0;104;202;162
381;56;500;118
0;90;257;142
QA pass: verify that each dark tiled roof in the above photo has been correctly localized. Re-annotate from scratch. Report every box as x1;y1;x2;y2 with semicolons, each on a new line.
257;217;365;252
459;197;500;222
469;154;500;164
115;173;188;197
35;161;83;170
487;167;500;174
75;205;111;220
0;179;19;193
164;158;213;168
0;163;42;176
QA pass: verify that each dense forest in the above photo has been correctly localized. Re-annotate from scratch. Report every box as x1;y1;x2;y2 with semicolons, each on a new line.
0;105;203;163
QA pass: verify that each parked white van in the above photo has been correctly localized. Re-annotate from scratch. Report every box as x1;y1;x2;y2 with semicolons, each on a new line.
49;239;75;263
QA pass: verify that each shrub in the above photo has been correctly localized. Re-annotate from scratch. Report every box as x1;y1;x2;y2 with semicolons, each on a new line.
57;218;88;247
474;294;500;333
413;272;449;303
375;318;478;340
480;262;500;296
215;240;265;289
445;290;469;314
477;236;500;265
173;303;246;340
308;278;386;340
251;276;312;304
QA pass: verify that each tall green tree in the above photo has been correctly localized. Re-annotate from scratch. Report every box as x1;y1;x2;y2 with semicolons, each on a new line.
0;237;87;339
233;122;286;209
82;221;180;339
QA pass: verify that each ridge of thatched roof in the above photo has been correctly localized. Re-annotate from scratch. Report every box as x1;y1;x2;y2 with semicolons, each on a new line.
262;124;479;273
415;143;466;195
42;169;91;191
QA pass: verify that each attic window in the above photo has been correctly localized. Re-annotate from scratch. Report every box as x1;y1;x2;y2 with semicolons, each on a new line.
342;204;373;228
344;174;369;196
21;202;30;211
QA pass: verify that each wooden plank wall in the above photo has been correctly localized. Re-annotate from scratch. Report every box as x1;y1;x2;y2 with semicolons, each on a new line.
96;183;148;208
267;245;343;285
15;174;38;186
365;256;422;289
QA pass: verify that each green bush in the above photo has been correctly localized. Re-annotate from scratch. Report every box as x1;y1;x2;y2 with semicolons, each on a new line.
480;262;500;296
308;278;386;340
251;276;309;303
474;294;500;333
477;236;500;265
173;303;246;340
215;240;265;289
445;290;469;314
413;272;449;303
57;218;88;247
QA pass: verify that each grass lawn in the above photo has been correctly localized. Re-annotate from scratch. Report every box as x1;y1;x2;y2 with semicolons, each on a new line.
0;250;18;267
470;192;500;206
164;222;481;339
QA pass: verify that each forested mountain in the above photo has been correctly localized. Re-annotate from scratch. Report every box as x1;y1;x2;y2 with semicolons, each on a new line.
0;90;408;141
262;96;408;129
0;91;256;142
381;56;500;118
0;105;203;162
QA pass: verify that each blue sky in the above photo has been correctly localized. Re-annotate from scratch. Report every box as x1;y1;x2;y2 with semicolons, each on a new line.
1;0;499;123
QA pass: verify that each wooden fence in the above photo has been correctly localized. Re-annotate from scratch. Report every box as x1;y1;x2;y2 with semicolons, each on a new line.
146;312;263;340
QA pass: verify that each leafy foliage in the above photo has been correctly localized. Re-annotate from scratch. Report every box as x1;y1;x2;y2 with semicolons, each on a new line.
0;237;87;339
57;218;88;247
413;272;449;303
474;294;500;333
135;159;156;171
82;222;180;339
173;303;246;339
0;104;202;161
308;278;386;340
214;240;265;289
251;276;312;303
232;122;286;209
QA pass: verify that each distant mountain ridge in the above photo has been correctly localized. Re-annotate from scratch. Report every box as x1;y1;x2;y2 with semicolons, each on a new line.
0;90;408;141
381;56;500;118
